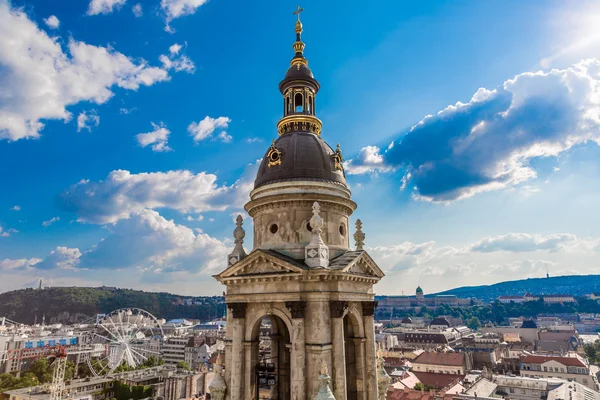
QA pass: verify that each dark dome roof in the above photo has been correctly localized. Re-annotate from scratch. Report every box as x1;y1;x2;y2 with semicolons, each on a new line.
254;132;346;189
401;316;413;324
279;63;319;92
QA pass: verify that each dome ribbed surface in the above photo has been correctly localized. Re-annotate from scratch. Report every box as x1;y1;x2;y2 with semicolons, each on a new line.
254;132;346;189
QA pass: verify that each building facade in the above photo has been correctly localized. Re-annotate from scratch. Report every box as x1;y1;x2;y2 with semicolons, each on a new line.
519;354;596;390
213;10;384;400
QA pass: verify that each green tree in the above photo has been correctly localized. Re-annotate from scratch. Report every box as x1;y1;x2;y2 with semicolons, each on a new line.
467;317;481;331
176;361;191;371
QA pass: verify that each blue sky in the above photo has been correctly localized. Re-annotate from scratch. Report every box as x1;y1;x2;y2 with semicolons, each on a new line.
1;0;600;296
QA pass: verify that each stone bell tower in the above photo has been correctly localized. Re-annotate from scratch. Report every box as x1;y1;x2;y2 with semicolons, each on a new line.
214;8;384;400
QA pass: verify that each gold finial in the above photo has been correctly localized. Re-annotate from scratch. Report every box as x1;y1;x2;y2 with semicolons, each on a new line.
293;6;304;34
293;5;304;21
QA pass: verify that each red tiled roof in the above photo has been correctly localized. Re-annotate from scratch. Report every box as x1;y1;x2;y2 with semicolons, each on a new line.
520;355;586;368
412;372;463;389
413;352;465;367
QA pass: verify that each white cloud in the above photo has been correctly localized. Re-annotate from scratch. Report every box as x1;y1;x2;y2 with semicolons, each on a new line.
245;137;262;143
58;160;259;224
345;59;600;202
159;52;195;73
42;216;60;227
0;2;174;141
36;247;81;270
87;0;126;15
77;111;100;132
11;205;20;211
188;116;231;142
217;131;232;143
0;258;42;270
136;122;172;152
132;3;142;17
467;233;582;253
120;107;137;115
78;209;228;273
43;15;59;29
344;145;391;175
0;227;18;237
169;43;182;54
161;0;208;32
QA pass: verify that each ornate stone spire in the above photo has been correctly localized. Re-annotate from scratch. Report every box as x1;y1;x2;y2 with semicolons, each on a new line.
376;345;391;400
208;353;227;400
227;215;247;267
354;219;365;251
305;201;329;268
315;359;336;400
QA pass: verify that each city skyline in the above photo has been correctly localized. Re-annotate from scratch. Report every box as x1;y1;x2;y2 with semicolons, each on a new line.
2;0;600;295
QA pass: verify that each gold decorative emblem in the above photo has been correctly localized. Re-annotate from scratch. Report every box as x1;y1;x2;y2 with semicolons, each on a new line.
267;140;283;167
331;143;343;171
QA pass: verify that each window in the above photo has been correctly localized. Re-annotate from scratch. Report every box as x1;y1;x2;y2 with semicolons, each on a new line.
510;388;515;393
584;379;589;384
294;93;303;112
544;367;548;372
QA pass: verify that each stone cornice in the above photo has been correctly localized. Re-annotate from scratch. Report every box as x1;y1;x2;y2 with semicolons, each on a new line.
245;195;356;218
219;271;380;286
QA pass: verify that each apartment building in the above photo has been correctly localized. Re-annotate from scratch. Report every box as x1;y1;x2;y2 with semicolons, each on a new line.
520;353;597;390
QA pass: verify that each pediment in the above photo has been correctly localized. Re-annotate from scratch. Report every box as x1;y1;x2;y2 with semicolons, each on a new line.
341;252;385;279
216;250;304;279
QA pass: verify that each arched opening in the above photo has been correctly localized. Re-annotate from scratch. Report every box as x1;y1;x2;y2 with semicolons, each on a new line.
309;96;314;114
285;97;290;114
344;314;359;400
251;315;291;400
294;93;303;112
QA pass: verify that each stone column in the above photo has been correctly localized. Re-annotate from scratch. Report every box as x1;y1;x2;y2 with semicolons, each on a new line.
228;303;247;400
224;309;233;399
362;301;378;400
354;338;367;400
286;301;307;400
330;300;348;400
244;340;258;400
305;300;333;399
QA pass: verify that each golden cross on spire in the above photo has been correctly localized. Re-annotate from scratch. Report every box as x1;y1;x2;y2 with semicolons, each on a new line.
293;5;304;21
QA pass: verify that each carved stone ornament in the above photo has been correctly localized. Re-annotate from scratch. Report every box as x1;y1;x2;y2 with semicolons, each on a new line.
354;219;365;251
227;215;247;267
267;140;283;167
329;300;348;318
285;301;307;319
330;143;344;171
305;201;330;268
208;352;227;400
228;302;247;319
362;301;378;317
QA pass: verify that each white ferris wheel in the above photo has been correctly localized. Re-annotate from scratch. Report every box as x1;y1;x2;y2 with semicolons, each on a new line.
84;308;164;377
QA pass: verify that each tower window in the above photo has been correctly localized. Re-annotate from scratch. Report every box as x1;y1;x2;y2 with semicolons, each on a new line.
294;93;303;112
339;223;346;236
309;97;313;114
270;224;279;234
306;222;312;232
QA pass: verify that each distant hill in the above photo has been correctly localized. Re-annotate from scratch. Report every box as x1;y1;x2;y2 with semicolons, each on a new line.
434;274;600;302
0;287;226;325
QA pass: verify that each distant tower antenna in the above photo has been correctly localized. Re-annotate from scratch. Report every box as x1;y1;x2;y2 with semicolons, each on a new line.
546;265;550;279
39;279;42;289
